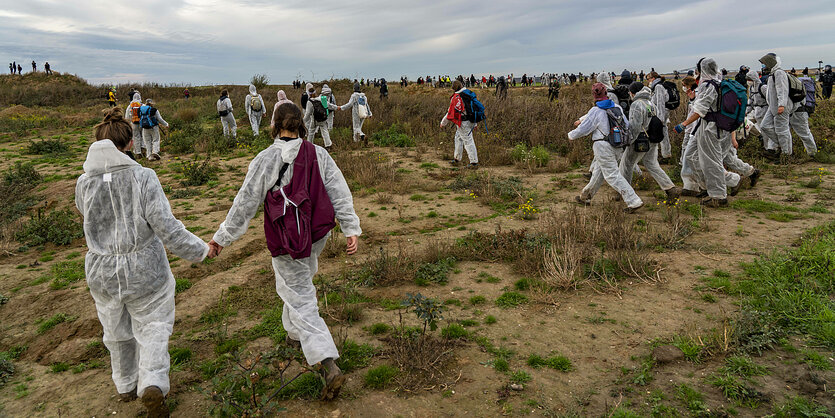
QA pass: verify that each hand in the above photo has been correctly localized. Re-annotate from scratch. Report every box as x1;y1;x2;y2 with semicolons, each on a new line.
346;236;358;255
777;106;785;115
674;124;685;134
573;120;581;127
208;240;223;258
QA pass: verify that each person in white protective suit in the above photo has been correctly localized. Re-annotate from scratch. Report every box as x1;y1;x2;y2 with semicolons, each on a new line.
340;82;373;145
217;89;237;138
440;80;479;168
746;71;768;131
593;71;641;179
139;99;169;161
568;82;643;212
679;76;707;196
208;103;361;401
245;84;266;136
647;71;673;159
124;92;143;158
619;82;680;200
322;84;337;130
270;90;294;131
303;85;340;149
674;57;738;207
76;108;209;418
759;53;817;158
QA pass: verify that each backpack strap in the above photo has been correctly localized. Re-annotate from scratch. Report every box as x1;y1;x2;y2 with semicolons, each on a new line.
274;163;290;189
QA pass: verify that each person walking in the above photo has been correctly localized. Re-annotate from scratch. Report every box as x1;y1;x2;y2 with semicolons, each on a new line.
304;86;339;150
209;102;361;401
31;60;36;72
647;71;673;160
44;62;51;75
441;80;480;169
270;90;294;131
217;89;237;138
139;99;169;161
821;65;834;99
76;108;210;418
245;84;266;136
340;82;372;145
124;93;144;158
108;88;117;108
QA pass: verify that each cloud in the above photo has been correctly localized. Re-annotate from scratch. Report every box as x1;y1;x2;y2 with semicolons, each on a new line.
0;0;831;84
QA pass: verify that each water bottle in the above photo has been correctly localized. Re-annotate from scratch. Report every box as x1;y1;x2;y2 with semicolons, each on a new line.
612;126;622;146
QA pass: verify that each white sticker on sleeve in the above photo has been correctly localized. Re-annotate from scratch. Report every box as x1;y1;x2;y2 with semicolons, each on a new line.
103;173;112;183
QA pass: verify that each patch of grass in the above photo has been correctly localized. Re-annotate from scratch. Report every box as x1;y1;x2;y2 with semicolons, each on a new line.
175;278;192;294
36;313;76;334
708;373;765;407
721;355;768;377
469;295;486;305
676;384;709;415
771;396;831;417
441;323;469;339
277;372;323;399
609;407;641;418
370;123;415;147
509;370;532;384
672;335;702;363
484;315;497;324
527;354;572;371
43;260;85;290
631;355;655;386
414;257;456;286
495;291;528;308
368;323;391;335
514;277;531;291
169;347;192;366
50;362;70;373
247;305;287;344
801;349;833;371
336;339;375;373
364;364;398;389
479;272;501;283
492;358;509;372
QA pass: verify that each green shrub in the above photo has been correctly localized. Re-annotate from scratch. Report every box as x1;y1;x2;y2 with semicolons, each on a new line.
50;362;70;373
368;323;391;335
45;260;85;290
336;339;375;373
721;355;768;377
496;291;528;308
509;370;531;384
527;354;572;371
514;277;531;291
492;358;509;372
16;209;83;246
27;139;69;155
250;73;270;90
484;315;497;324
364;365;398;389
414;257;456;286
175;278;193;294
370;124;415;147
469;295;486;305
180;158;218;187
441;323;468;339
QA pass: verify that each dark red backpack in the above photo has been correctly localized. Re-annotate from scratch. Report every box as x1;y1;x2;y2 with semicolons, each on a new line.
263;140;336;259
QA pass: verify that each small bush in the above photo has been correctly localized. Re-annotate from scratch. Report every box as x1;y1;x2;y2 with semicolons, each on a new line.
249;74;270;90
509;370;532;384
514;277;531;291
45;260;85;290
493;358;509;372
496;291;528;308
484;315;497;324
469;295;486;305
364;365;398;389
368;323;391;335
414;257;456;286
175;278;193;294
27;139;69;155
180;158;218;187
50;362;70;373
36;313;76;334
0;359;13;388
370;123;415;147
441;323;468;339
16;209;83;246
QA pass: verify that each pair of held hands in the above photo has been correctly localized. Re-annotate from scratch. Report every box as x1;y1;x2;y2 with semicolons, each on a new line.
205;236;359;259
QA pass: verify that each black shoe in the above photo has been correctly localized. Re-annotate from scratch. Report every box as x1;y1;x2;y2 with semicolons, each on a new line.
749;169;761;188
361;134;367;146
624;203;644;213
449;159;461;166
468;163;479;170
700;198;728;208
730;183;741;196
681;189;700;197
665;187;681;202
574;195;591;206
583;172;592;180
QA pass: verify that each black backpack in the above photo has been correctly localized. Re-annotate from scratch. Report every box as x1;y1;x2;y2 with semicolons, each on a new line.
609;85;632;113
601;107;629;148
661;81;680;110
312;97;328;122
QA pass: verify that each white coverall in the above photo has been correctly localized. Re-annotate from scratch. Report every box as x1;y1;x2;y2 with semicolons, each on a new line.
75;140;208;398
760;56;815;156
212;138;362;366
124;93;143;155
620;88;675;191
340;92;372;142
245;84;265;136
304;92;339;147
440;87;479;164
270;90;294;131
217;96;237;138
568;102;642;209
140;107;169;158
650;78;672;158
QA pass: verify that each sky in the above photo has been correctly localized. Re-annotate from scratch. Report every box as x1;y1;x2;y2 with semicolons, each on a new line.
1;0;833;86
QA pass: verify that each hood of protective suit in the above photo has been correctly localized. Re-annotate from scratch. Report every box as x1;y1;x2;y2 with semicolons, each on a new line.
632;87;652;101
276;90;292;105
596;72;614;89
83;140;140;176
698;57;720;83
249;84;257;95
132;93;142;103
759;53;781;71
305;82;313;91
321;86;332;95
746;71;761;87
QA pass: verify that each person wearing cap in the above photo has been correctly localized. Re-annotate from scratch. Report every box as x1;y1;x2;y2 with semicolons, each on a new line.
340;82;372;145
759;52;816;158
139;98;168;161
620;82;680;200
568;82;643;213
303;85;340;150
322;84;337;131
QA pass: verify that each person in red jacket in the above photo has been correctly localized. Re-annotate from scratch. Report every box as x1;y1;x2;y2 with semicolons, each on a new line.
440;80;479;168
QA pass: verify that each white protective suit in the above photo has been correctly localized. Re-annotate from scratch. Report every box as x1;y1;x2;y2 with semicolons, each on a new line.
322;84;337;130
270;90;294;131
76;140;208;398
140;105;169;159
620;87;675;191
340;91;372;142
217;95;237;138
760;55;793;154
680;100;705;192
124;93;143;155
790;77;817;156
596;72;620;104
568;102;642;209
690;58;739;200
746;72;768;128
304;89;339;148
245;84;265;136
212;138;362;366
440;87;479;164
650;78;672;158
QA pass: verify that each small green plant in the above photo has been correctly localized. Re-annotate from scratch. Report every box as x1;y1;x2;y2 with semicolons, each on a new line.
631;356;655;385
771;396;831;417
721;355;768;377
414;257;456;286
469;295;486;305
36;313;76;334
0;359;14;388
368;323;391;335
402;293;444;333
671;335;702;363
441;323;468;339
16;209;83;246
43;260;85;290
509;370;532;384
169;347;192;367
175;278;193;294
510;143;550;168
50;362;70;373
514;277;531;291
708;373;765;407
336;339;375;373
676;384;709;415
370;123;415;147
364;365;398;389
484;315;497;324
496;291;528;308
527;354;572;371
180;158;218;187
27;139;69;155
801;349;833;371
492;358;509;372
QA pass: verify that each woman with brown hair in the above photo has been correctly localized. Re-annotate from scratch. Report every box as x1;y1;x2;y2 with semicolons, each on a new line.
76;108;210;417
209;102;361;400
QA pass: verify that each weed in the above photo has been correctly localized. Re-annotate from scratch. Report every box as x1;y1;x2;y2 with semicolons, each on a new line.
368;323;392;335
509;370;532;384
771;396;831;417
179;158;218;186
801;349;833;371
485;315;497;325
514;277;531;291
708;373;766;407
364;365;398;389
631;356;655;385
169;347;192;367
672;335;702;363
42;259;85;290
0;359;13;388
721;355;768;377
16;209;83;246
414;257;456;286
175;278;192;294
370;123;415;147
493;358;509;372
36;312;76;334
527;354;572;371
27;139;69;155
336;339;375;373
469;295;486;305
459;319;479;327
50;362;70;373
441;323;468;339
676;384;709;415
496;291;528;308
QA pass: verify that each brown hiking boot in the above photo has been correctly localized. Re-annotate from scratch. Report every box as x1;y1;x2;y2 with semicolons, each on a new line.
664;187;681;202
624;202;644;214
749;169;761;188
701;197;728;208
141;386;168;418
151;153;161;161
119;388;137;402
574;195;591;206
320;358;346;401
285;335;301;350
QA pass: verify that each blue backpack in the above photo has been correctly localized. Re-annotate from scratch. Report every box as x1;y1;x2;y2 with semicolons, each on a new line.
139;105;159;129
458;89;486;124
703;80;747;132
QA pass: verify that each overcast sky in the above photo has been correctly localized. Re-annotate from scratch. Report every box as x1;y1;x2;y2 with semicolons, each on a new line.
1;0;833;85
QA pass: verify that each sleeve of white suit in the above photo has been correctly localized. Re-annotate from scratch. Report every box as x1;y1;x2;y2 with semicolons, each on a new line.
628;102;646;140
692;83;718;118
651;84;667;120
317;148;362;237
245;94;252;116
212;152;276;248
124;104;132;120
303;102;314;126
568;109;598;140
155;110;168;127
224;98;234;113
142;171;208;262
340;94;356;111
774;71;789;108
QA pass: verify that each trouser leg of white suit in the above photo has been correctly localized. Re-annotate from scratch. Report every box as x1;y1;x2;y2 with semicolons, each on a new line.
659;122;672;158
455;120;479;163
723;143;755;177
641;144;675;190
681;134;703;191
319;123;332;147
761;108;791;154
91;278;175;397
352;116;365;142
221;114;237;138
582;141;642;208
142;128;160;158
249;112;262;136
132;124;142;154
696;124;728;199
307;124;319;142
272;235;339;366
789;111;817;155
